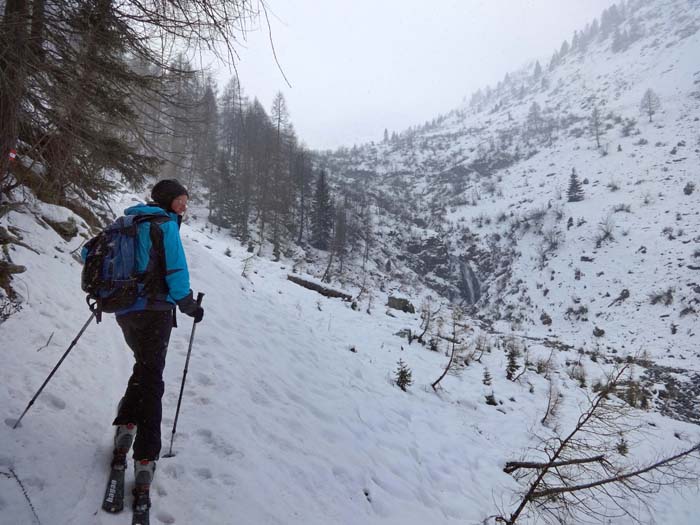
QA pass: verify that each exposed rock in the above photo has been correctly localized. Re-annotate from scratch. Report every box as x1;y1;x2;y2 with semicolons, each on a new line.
43;217;78;241
540;311;552;325
0;261;27;298
388;296;415;314
593;326;605;337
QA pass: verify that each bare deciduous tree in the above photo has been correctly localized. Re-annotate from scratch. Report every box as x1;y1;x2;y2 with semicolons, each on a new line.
640;88;661;122
497;365;700;524
431;308;469;390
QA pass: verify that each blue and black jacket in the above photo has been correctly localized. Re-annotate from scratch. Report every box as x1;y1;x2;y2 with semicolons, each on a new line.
117;203;193;316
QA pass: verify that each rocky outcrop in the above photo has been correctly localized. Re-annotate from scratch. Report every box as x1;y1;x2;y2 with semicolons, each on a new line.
42;217;78;241
388;296;415;313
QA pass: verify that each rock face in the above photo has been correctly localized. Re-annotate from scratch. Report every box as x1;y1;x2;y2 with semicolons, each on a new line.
641;365;700;425
388;296;415;314
403;236;450;279
43;217;78;241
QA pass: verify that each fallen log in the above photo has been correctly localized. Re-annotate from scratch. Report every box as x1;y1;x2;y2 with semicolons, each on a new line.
287;274;353;301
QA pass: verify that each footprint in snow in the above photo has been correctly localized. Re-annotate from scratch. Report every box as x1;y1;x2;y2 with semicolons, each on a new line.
41;393;66;410
195;373;213;387
195;467;212;480
249;390;270;407
162;463;185;480
156;511;176;523
195;428;213;444
195;428;244;460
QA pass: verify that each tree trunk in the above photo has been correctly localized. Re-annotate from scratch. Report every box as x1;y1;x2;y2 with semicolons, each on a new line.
0;0;30;192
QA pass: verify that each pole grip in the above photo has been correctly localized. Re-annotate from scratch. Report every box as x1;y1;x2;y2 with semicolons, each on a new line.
196;292;204;306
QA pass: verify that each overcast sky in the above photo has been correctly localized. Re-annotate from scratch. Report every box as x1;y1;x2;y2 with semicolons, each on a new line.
211;0;617;151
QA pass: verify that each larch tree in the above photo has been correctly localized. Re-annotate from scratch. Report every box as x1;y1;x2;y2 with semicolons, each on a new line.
640;88;661;122
311;170;333;250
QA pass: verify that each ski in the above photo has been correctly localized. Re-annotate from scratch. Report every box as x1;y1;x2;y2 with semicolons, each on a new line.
101;466;126;513
131;489;151;525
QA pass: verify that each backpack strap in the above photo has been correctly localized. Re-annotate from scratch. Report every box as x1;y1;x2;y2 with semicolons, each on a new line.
140;215;172;303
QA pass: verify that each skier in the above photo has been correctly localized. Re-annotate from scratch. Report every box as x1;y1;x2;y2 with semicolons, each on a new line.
110;179;204;509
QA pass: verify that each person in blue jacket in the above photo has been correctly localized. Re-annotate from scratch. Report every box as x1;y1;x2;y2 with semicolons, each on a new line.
111;179;204;497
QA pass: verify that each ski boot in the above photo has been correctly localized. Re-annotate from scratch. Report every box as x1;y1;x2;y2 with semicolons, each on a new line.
132;460;155;524
111;423;136;469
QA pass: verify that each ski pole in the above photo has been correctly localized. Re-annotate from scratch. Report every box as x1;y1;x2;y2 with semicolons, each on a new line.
164;292;204;458
12;313;96;429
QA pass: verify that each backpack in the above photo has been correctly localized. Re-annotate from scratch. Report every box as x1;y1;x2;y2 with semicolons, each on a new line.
81;214;169;321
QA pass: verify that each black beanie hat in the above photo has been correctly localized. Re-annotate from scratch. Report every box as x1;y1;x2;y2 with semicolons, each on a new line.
151;179;189;210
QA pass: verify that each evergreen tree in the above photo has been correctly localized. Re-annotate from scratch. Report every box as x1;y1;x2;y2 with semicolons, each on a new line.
311;170;333;250
533;60;543;79
567;168;584;202
395;359;413;391
506;347;519;381
549;51;560;71
0;1;259;197
526;102;543;140
333;199;348;273
559;39;570;57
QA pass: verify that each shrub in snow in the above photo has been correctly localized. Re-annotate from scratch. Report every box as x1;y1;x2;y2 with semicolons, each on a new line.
565;304;589;322
394;359;413;391
482;368;492;386
594;215;615;248
617;437;629;456
485;392;498;406
568;363;587;387
683;182;695;195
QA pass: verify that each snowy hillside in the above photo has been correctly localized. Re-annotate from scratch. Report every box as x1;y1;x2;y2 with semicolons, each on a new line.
3;0;700;523
317;0;700;423
2;188;700;525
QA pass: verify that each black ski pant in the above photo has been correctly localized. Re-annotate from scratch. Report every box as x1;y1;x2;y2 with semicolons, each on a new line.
113;309;173;460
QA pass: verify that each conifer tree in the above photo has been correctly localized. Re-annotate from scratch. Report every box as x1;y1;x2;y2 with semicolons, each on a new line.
395;359;413;391
311;170;333;250
506;347;520;381
567;168;584;202
533;60;542;79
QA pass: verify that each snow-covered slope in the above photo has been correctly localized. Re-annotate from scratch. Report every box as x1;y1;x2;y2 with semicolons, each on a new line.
317;0;700;411
2;188;700;524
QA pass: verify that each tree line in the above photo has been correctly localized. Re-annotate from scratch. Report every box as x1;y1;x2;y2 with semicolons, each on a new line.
1;1;363;266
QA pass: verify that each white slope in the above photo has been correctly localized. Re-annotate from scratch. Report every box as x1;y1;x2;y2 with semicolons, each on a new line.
320;0;700;376
2;189;700;525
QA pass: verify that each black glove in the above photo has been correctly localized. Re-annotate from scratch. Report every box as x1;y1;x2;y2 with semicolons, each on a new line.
177;291;204;323
188;306;204;323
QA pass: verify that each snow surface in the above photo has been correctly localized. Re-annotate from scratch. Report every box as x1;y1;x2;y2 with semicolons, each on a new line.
2;188;700;525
